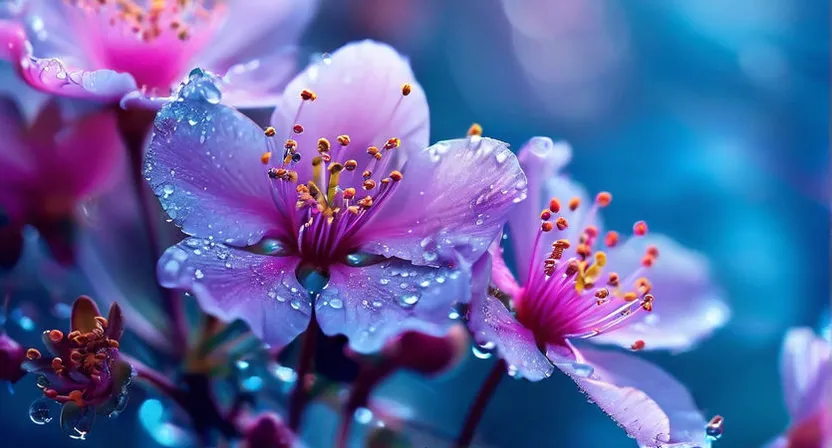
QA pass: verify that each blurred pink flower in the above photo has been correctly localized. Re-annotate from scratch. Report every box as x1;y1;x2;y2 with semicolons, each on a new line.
0;0;317;108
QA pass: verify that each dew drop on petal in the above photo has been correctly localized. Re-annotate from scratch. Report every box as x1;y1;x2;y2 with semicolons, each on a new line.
29;399;53;425
571;362;595;378
354;407;373;425
329;298;343;309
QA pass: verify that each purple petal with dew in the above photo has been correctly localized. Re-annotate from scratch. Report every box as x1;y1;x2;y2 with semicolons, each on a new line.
219;47;298;109
145;80;292;247
487;239;522;299
157;237;312;350
359;137;527;268
270;40;429;189
0;20;137;102
780;328;831;422
467;259;554;381
315;257;469;354
198;0;319;72
592;234;729;352
552;343;710;448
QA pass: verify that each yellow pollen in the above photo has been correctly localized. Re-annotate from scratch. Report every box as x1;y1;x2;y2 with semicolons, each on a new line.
594;251;607;267
301;89;317;101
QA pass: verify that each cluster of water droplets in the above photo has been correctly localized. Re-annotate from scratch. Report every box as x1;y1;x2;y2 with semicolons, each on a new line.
177;68;222;104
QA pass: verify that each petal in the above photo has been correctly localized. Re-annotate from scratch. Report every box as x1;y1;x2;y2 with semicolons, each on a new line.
71;295;102;333
762;436;788;448
198;0;319;71
145;94;290;246
270;40;429;188
0;222;23;270
780;328;831;422
591;234;729;352
487;239;522;299
468;258;554;381
359;137;527;267
157;237;312;349
315;258;469;354
219;48;297;109
0;20;137;102
552;344;710;448
105;303;124;341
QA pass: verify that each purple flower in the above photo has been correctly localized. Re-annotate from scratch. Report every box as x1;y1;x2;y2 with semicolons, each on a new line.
23;296;133;438
0;0;317;108
146;40;527;353
467;137;729;447
0;332;25;383
0;96;125;267
765;328;830;448
242;412;302;448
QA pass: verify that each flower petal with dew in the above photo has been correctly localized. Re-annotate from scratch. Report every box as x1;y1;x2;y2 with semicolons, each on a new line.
466;137;725;445
146;40;526;353
0;0;318;108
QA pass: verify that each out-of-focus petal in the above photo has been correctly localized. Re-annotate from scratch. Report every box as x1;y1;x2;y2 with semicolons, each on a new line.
358;137;527;267
0;20;137;102
71;295;102;333
270;40;429;187
157;237;312;349
591;234;729;352
220;48;297;109
199;0;319;72
762;436;788;448
0;222;24;270
487;240;522;298
552;343;710;448
315;258;469;354
145;94;291;247
780;328;831;422
468;277;554;381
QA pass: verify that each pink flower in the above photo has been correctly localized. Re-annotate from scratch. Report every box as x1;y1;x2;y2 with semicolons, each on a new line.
146;41;527;353
0;0;317;108
467;137;729;447
0;94;125;267
765;328;830;448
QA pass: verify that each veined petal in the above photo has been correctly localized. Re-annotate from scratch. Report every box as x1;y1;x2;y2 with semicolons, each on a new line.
359;137;527;267
552;343;710;448
315;258;468;354
270;40;429;188
468;261;554;381
145;95;291;246
0;20;137;102
220;48;298;109
780;328;831;422
591;234;729;352
199;0;319;72
157;237;312;349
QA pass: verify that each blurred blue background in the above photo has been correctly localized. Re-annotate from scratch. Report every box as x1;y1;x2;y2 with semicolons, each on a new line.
1;0;828;446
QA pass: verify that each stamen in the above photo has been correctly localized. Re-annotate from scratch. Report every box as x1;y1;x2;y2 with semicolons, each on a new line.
337;135;351;146
401;83;412;96
540;210;552;221
261;152;272;164
630;340;645;351
555;217;568;231
633;220;648;236
300;89;317;101
389;170;403;182
317;138;331;153
344;160;358;171
549;198;561;213
48;330;64;343
362;179;376;190
541;222;554;232
384;138;401;150
604;231;619;248
293;124;304;134
467;123;483;137
26;348;41;360
264;126;276;137
595;192;612;207
568;197;580;211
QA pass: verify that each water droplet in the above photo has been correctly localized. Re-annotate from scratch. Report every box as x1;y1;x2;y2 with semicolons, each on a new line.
400;294;420;307
329;298;343;309
507;365;519;377
61;404;95;440
379;278;390;285
321;52;332;65
571;363;595;378
449;308;460;320
354;407;373;425
419;280;431;288
194;269;204;279
29;399;53;425
290;300;301;310
472;341;495;359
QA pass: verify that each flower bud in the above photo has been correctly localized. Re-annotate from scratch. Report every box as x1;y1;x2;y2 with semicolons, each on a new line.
385;325;469;376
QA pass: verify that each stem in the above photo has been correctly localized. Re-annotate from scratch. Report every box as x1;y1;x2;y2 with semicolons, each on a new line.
117;109;188;356
454;359;506;448
123;354;188;408
336;361;398;448
288;315;319;431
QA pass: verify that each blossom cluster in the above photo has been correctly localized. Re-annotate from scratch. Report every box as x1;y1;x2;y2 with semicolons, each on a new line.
0;2;824;448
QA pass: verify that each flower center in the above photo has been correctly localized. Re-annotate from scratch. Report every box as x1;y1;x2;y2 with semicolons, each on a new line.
513;192;658;349
260;85;413;270
65;0;224;90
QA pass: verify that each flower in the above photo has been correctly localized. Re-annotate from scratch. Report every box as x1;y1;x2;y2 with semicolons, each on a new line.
765;328;830;448
23;295;133;439
145;40;527;353
0;331;25;383
242;412;302;448
0;95;125;268
467;137;729;447
0;0;318;108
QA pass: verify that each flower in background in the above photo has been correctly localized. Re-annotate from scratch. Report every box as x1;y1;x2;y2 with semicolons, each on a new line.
242;412;302;448
22;295;133;439
0;331;25;383
765;328;830;448
145;40;527;353
0;96;125;268
467;137;729;447
0;0;317;108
